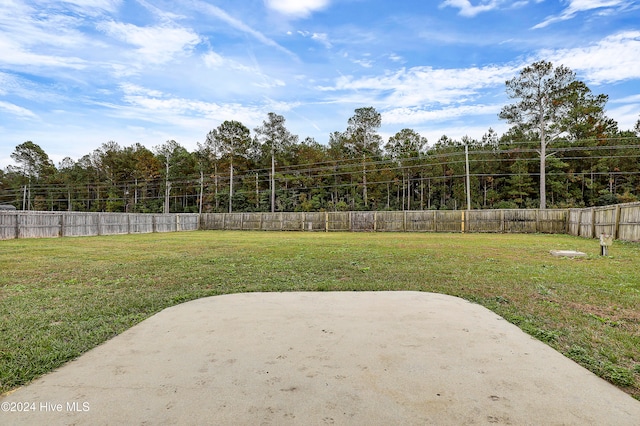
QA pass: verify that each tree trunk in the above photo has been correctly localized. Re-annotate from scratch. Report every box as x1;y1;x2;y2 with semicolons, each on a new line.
362;153;367;208
199;171;204;215
539;112;547;209
420;174;424;210
214;163;219;210
386;183;390;209
229;160;233;213
164;181;171;214
271;148;275;213
402;173;406;210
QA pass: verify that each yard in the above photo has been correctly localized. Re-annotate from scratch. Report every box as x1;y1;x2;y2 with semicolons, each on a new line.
0;231;638;399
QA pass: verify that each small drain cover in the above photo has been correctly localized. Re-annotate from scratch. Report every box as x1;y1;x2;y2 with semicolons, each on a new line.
550;250;587;258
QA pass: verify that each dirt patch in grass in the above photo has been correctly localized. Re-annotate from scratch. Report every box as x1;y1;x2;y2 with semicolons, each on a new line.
565;300;640;330
533;291;640;327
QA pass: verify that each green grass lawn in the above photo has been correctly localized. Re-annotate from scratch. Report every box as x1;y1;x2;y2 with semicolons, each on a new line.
1;231;639;399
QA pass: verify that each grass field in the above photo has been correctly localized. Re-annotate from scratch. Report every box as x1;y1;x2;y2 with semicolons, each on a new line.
1;231;639;400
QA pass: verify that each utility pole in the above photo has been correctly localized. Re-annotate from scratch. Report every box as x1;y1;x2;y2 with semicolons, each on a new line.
465;143;471;211
229;164;233;213
164;182;171;214
271;149;275;212
164;153;171;214
199;170;204;215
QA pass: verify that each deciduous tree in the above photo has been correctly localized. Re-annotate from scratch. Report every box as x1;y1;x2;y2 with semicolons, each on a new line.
10;141;55;210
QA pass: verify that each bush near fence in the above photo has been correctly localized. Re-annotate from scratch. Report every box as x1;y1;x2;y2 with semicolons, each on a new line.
2;202;639;242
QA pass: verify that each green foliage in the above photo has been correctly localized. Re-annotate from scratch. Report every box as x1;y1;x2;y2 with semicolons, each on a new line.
567;345;635;387
1;87;639;212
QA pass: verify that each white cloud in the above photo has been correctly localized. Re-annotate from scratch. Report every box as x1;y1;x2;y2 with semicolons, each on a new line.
202;51;253;73
97;21;201;66
297;30;332;48
201;51;287;89
136;0;184;22
0;101;37;119
352;58;374;68
55;0;121;15
191;0;297;59
0;1;116;51
533;0;631;29
0;36;87;69
611;94;640;103
439;0;502;17
606;103;640;131
539;31;640;84
0;2;94;70
202;51;225;68
254;80;286;89
109;84;276;129
384;104;500;125
320;65;518;107
119;84;164;98
311;33;332;49
264;0;330;18
0;72;74;106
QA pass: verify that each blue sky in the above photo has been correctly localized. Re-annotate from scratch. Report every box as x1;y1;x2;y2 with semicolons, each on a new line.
1;0;639;168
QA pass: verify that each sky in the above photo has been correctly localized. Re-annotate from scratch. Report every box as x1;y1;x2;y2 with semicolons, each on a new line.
1;0;639;168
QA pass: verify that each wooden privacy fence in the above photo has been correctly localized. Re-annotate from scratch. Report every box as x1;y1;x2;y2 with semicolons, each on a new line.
2;203;639;242
568;202;640;241
199;209;568;235
0;211;198;240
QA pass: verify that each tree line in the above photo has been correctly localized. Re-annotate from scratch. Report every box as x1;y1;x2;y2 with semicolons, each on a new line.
1;61;639;213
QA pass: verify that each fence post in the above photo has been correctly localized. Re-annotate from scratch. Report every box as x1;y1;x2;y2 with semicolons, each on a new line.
403;211;407;232
500;210;505;233
325;211;328;232
591;207;596;239
15;213;20;239
614;205;621;240
374;211;377;232
59;214;64;237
